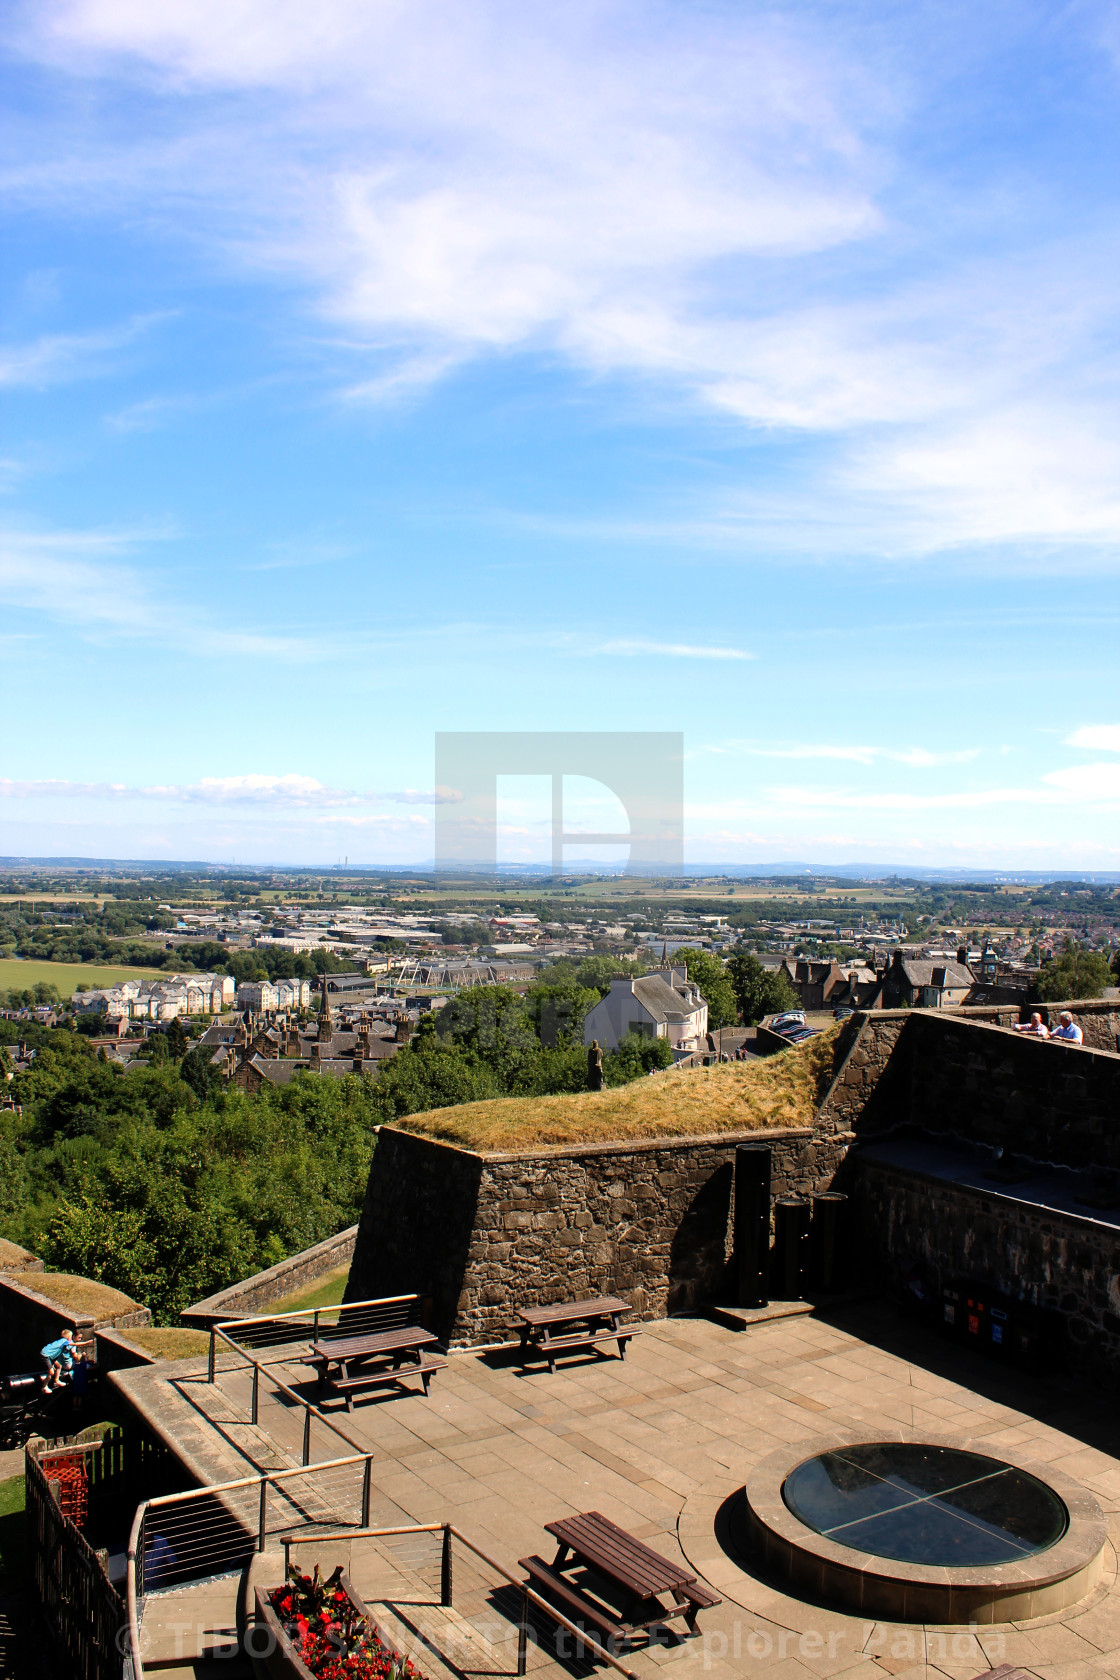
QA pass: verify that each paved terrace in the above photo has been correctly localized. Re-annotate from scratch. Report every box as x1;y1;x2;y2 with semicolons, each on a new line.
115;1304;1120;1680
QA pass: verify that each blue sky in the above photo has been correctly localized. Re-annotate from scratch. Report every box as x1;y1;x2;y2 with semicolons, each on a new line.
2;0;1119;870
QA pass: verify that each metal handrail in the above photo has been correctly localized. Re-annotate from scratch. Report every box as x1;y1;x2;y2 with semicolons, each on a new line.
213;1291;421;1338
203;1322;369;1465
126;1501;144;1680
281;1522;642;1680
125;1451;372;1679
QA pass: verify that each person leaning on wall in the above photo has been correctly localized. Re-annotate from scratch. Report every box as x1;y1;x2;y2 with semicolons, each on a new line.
1013;1011;1049;1038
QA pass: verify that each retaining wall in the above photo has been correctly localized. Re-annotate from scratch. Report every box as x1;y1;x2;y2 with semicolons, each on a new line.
181;1224;358;1328
347;1123;852;1345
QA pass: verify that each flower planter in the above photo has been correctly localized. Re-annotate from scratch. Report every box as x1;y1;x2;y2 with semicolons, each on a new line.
253;1568;423;1680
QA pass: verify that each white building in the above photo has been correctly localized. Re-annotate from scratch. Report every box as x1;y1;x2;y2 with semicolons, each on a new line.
583;967;708;1055
73;971;234;1020
236;980;279;1013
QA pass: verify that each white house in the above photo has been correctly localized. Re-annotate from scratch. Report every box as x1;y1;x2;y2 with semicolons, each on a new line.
583;967;708;1055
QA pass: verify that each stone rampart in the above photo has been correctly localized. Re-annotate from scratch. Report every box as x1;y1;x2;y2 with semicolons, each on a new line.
348;1123;852;1345
346;1001;1120;1354
899;1014;1120;1167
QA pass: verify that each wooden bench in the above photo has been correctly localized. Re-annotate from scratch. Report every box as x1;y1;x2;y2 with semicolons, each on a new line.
678;1579;721;1632
524;1509;721;1652
302;1325;444;1411
516;1297;638;1373
519;1555;629;1648
328;1354;446;1410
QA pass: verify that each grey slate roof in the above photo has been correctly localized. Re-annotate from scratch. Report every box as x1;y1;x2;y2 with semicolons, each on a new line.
631;974;701;1023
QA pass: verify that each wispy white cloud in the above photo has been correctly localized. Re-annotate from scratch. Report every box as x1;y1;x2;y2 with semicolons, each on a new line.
0;316;165;389
0;525;324;657
1042;763;1120;799
5;1;1120;573
595;639;754;662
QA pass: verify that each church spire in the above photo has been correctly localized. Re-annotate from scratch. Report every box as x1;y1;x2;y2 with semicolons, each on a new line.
317;975;333;1043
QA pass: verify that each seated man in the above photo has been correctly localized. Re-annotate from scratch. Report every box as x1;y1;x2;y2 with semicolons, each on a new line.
1050;1010;1084;1044
1013;1012;1049;1037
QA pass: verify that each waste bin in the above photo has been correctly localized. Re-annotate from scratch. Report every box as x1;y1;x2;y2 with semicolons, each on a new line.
961;1282;990;1352
941;1278;965;1338
771;1197;811;1300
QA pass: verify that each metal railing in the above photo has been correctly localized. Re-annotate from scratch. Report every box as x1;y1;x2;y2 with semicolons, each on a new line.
200;1293;430;1468
281;1523;643;1680
126;1451;373;1680
209;1291;429;1367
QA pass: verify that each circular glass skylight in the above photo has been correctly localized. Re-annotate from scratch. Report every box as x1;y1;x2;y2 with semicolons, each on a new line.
782;1443;1067;1567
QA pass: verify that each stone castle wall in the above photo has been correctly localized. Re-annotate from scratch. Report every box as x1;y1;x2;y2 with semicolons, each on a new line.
854;1154;1120;1386
0;1273;151;1372
348;1123;852;1345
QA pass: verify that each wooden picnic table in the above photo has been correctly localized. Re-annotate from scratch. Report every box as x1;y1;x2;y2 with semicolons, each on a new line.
515;1296;638;1373
303;1325;444;1411
519;1510;720;1651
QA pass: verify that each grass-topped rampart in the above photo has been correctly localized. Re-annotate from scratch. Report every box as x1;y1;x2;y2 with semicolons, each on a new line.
391;1026;840;1152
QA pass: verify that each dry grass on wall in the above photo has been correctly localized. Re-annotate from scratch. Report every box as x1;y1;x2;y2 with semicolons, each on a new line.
21;1272;141;1319
116;1326;211;1360
393;1026;841;1153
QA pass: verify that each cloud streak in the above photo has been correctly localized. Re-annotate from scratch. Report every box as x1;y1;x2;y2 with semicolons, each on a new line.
595;639;754;662
0;774;460;807
698;740;981;767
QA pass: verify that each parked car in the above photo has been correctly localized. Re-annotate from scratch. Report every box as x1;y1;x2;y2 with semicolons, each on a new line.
779;1025;820;1043
833;1005;854;1019
769;1011;806;1031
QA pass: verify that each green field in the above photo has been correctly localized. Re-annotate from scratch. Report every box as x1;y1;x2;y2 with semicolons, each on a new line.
0;957;169;998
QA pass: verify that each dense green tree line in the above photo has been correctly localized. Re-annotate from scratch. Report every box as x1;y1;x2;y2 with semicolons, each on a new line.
0;974;672;1322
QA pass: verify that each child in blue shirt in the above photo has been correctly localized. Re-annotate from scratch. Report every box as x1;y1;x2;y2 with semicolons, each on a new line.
41;1327;77;1393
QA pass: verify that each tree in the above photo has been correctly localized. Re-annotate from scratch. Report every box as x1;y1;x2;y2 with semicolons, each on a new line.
1034;945;1114;1002
664;948;737;1029
180;1045;220;1101
165;1017;189;1059
536;956;647;999
726;952;800;1025
605;1032;673;1082
524;980;599;1047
